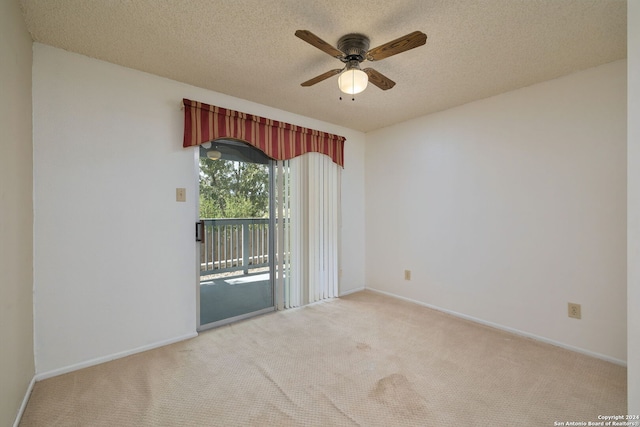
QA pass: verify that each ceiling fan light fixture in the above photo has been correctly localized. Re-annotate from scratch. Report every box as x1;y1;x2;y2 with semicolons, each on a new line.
338;67;368;95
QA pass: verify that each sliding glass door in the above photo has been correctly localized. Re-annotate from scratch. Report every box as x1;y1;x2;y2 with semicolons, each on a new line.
197;140;274;330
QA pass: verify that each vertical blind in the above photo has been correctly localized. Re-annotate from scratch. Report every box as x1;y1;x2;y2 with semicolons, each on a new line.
275;154;341;309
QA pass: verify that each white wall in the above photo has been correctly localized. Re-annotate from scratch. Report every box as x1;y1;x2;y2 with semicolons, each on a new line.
365;60;627;363
341;125;366;294
627;0;639;413
0;0;35;424
32;43;366;376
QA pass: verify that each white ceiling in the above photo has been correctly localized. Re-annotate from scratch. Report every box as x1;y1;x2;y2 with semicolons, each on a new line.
20;0;627;133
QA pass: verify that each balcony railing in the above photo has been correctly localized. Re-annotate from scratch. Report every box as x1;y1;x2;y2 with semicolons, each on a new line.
199;218;269;276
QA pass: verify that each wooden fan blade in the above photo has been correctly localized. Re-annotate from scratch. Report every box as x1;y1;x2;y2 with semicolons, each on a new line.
366;31;427;61
295;30;344;59
301;69;343;87
363;68;396;90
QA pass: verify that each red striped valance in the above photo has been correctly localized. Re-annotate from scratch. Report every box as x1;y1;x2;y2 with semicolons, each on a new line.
183;99;345;167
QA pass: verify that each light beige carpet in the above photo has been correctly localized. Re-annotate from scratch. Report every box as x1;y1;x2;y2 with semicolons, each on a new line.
20;291;626;426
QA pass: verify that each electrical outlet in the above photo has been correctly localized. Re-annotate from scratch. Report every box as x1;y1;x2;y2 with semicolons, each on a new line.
404;270;411;281
568;302;581;319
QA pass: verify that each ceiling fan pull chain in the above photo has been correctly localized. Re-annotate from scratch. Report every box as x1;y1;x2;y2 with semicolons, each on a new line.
351;69;355;101
352;72;356;101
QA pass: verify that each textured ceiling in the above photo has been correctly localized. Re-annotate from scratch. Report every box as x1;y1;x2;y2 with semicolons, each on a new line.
20;0;626;133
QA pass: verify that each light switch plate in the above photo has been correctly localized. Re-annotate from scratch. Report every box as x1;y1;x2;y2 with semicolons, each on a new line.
176;188;186;202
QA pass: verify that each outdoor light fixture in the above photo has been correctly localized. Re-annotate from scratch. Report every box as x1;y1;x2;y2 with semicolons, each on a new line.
338;61;368;95
206;149;221;160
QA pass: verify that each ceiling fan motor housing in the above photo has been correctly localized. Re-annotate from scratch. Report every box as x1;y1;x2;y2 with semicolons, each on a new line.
337;34;370;63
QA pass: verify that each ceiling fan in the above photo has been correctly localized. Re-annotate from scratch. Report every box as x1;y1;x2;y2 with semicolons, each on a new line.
295;29;427;95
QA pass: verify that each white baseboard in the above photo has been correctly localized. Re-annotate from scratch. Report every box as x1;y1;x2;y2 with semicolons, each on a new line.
367;288;627;367
339;286;365;297
34;332;198;381
13;375;36;427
